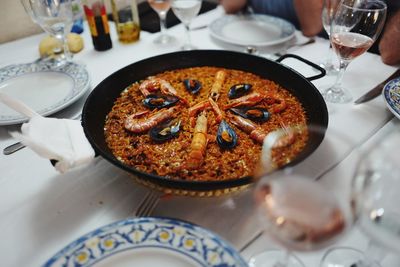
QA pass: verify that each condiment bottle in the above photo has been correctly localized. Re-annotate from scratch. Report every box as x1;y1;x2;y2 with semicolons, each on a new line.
111;0;140;43
82;0;112;51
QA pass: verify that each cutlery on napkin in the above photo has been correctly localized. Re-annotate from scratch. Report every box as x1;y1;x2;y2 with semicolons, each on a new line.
354;68;400;104
0;92;95;173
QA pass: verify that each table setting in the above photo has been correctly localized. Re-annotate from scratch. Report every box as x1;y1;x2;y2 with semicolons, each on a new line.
1;1;400;266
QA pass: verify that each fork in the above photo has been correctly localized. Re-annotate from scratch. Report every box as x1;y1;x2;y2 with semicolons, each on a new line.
134;190;162;217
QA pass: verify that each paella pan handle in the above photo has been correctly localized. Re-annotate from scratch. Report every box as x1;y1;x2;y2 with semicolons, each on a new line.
275;54;326;81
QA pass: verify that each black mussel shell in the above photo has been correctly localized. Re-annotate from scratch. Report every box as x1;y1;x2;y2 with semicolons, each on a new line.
149;119;181;142
228;83;252;99
217;120;237;149
230;107;270;122
143;94;179;109
183;79;202;94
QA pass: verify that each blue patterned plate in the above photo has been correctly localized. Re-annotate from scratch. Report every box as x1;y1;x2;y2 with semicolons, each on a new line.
43;217;248;267
383;77;400;120
209;14;295;47
0;60;90;125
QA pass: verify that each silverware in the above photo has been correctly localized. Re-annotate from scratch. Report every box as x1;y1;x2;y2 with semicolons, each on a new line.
191;24;208;31
134;190;161;217
354;68;400;104
3;113;82;155
274;38;316;57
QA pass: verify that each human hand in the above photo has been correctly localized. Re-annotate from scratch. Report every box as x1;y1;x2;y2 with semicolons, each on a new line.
379;10;400;65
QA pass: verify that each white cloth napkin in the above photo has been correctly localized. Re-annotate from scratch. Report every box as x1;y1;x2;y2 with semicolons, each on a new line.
0;92;95;173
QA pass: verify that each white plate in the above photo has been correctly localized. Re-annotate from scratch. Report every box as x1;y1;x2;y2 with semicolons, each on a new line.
383;77;400;120
43;217;248;267
209;14;295;47
0;60;90;125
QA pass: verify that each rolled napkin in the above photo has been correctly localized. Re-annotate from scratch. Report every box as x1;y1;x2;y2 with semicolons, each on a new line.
0;92;95;173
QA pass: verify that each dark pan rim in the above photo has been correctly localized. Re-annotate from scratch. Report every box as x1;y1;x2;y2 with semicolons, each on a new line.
82;49;328;191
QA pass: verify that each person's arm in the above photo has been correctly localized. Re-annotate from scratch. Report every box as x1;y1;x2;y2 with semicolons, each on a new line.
293;0;323;37
379;10;400;65
219;0;247;14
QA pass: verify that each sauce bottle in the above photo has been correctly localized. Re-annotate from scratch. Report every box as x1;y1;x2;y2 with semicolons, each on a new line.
82;0;112;51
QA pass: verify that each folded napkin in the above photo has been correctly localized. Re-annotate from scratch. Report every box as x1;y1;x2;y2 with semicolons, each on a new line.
0;92;95;173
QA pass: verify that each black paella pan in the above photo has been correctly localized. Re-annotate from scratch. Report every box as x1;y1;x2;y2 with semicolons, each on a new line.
82;50;328;193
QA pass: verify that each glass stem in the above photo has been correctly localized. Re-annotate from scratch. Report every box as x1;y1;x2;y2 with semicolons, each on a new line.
184;23;191;47
57;33;72;62
331;59;349;92
159;12;168;36
327;41;334;65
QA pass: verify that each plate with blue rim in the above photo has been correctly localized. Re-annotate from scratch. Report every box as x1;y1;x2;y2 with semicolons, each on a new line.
0;60;90;126
43;217;248;267
383;77;400;120
209;14;295;47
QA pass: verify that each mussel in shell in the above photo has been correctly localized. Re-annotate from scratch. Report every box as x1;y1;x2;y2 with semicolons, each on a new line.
230;107;270;122
217;120;237;149
143;94;179;109
149;119;181;142
228;83;252;99
183;79;202;94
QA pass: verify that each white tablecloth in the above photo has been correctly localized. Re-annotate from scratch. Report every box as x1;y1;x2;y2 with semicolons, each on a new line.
0;5;399;267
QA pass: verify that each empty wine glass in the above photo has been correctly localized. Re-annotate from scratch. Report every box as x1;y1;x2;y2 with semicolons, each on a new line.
321;128;400;267
318;0;340;75
322;0;387;103
147;0;176;44
171;0;202;50
21;0;74;66
249;125;357;267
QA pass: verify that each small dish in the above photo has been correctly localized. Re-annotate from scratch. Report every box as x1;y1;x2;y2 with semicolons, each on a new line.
43;217;248;267
0;60;90;126
383;77;400;119
209;14;295;47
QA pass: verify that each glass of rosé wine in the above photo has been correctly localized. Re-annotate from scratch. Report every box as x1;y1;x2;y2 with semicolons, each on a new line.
249;125;358;267
321;128;400;267
322;0;387;104
147;0;176;45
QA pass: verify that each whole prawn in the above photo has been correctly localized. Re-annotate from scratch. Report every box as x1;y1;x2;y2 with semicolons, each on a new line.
124;106;179;133
185;112;208;170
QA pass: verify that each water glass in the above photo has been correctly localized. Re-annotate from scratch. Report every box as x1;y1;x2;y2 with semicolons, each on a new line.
171;0;202;50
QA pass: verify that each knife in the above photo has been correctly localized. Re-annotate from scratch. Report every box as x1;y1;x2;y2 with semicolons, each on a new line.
354;68;400;104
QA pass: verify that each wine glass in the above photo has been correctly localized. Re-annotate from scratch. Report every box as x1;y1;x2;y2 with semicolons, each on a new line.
321;128;400;267
21;0;74;66
322;0;387;103
318;0;340;75
171;0;202;50
249;125;357;267
147;0;176;45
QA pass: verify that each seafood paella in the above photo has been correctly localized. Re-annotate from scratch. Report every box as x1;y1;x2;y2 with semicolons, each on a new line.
104;66;308;181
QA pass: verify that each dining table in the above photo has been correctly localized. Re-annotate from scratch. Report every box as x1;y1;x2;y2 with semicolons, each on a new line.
1;5;399;267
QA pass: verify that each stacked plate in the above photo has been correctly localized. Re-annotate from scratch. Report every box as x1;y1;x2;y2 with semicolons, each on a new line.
0;60;90;125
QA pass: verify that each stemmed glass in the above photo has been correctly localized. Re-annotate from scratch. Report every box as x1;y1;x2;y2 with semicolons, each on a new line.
322;0;387;104
147;0;176;45
318;0;340;75
21;0;74;66
249;125;357;267
171;0;202;50
321;128;400;267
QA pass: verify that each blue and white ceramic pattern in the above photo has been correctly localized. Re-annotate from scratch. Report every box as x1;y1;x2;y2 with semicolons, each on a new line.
43;217;248;267
209;14;295;47
383;77;400;120
0;60;90;125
